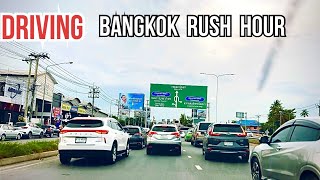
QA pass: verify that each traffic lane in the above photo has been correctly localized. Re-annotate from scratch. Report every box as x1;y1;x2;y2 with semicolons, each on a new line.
0;141;252;180
0;146;199;180
180;141;252;180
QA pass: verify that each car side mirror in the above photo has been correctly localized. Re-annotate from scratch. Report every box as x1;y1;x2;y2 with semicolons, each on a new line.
259;136;269;144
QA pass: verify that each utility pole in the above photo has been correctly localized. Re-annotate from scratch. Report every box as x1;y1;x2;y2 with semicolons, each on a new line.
22;58;34;122
318;100;320;116
279;111;283;126
207;103;210;122
145;100;149;128
88;85;99;117
244;112;247;131
256;115;261;134
28;53;49;122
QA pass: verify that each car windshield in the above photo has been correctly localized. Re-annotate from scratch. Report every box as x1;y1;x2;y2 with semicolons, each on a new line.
66;120;103;128
213;124;243;133
199;123;211;131
126;127;140;135
15;122;26;127
152;126;176;132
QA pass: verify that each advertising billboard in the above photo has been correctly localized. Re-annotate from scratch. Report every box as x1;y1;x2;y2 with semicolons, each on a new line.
150;84;208;109
119;93;145;110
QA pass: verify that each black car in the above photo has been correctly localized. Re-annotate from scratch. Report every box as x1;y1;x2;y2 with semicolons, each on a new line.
41;125;60;137
124;126;147;149
202;123;249;162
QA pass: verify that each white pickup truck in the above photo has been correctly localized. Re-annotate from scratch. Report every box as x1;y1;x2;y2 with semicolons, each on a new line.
15;122;44;139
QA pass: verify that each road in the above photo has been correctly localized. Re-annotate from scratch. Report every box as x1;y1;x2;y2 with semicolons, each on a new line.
0;141;252;180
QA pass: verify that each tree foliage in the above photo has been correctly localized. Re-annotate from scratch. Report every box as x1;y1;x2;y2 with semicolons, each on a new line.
179;114;192;126
300;109;309;117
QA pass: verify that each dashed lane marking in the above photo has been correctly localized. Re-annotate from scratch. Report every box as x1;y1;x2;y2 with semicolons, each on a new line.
195;165;203;170
188;156;192;159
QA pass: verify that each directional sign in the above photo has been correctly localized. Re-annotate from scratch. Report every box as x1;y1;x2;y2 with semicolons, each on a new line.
236;112;245;118
149;83;208;109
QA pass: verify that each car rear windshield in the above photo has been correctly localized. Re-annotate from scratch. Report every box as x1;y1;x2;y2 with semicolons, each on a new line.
152;126;176;132
15;122;26;127
66;120;103;128
213;124;243;133
127;128;140;135
199;123;211;131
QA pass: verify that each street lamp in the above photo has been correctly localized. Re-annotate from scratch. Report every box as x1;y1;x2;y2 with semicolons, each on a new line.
200;73;235;123
40;62;73;124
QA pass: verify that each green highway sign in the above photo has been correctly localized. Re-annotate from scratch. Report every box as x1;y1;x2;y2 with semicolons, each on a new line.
236;112;245;118
149;83;208;109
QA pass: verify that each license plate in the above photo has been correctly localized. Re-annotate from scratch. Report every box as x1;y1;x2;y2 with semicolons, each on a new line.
161;135;168;139
75;137;87;143
224;142;233;146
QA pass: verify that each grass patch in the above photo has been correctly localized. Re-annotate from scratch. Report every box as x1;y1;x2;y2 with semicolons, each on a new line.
0;140;58;159
249;138;260;144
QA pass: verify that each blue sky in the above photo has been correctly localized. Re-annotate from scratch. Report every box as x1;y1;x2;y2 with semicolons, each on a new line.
1;0;319;123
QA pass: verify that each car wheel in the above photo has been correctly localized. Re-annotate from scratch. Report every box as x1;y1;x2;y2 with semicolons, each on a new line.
39;132;43;139
204;150;210;160
301;172;319;180
251;158;262;180
16;134;21;140
108;143;117;164
59;154;71;165
176;148;181;156
49;133;53;138
146;148;152;155
124;142;130;158
28;132;32;139
241;154;249;163
191;139;194;146
1;134;5;141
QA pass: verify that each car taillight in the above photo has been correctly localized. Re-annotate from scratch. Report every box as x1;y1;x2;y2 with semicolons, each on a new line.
148;131;157;137
209;131;221;136
22;126;28;129
236;133;247;137
96;130;109;134
59;129;109;134
171;132;180;138
60;130;67;134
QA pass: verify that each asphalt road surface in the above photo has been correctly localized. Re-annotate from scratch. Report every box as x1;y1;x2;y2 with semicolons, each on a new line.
0;141;252;180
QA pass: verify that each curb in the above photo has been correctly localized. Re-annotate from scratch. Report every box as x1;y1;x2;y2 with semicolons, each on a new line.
0;150;58;167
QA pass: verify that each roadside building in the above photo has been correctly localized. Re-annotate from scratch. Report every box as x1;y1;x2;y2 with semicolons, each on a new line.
237;119;261;132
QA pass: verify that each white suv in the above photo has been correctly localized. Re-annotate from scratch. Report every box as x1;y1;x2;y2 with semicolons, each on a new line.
15;122;44;139
58;117;130;164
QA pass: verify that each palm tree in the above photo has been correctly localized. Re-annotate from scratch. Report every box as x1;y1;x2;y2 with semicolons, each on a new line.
300;109;309;117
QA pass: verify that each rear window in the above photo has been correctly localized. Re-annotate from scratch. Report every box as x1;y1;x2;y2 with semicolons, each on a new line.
66;120;103;128
152;126;176;132
213;124;243;133
127;128;140;135
15;122;26;127
180;127;190;131
199;123;211;131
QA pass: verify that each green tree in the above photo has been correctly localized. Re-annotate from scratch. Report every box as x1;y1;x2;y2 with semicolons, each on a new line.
267;100;296;132
179;114;192;126
300;109;309;117
118;119;126;126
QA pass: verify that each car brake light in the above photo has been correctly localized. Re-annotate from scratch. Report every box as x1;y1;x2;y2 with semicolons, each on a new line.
96;130;109;134
148;131;157;137
236;133;247;137
59;129;109;134
171;132;180;138
209;131;221;136
22;126;28;129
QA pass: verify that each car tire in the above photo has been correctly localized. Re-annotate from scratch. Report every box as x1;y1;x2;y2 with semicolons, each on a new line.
124;142;130;158
16;134;21;140
176;149;181;156
241;154;249;163
39;132;43;139
146;148;152;155
204;151;210;160
191;139;194;146
28;132;32;139
108;143;117;164
59;154;71;165
251;158;262;180
1;134;5;141
300;172;319;180
49;133;53;138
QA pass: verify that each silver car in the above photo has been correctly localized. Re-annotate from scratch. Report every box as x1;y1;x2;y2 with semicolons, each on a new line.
146;124;181;155
250;117;320;180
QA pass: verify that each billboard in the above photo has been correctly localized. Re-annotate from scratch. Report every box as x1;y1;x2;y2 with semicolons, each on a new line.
150;84;208;109
119;93;145;110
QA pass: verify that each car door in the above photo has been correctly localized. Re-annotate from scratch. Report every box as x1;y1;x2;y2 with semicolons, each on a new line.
2;125;12;138
261;125;294;179
275;125;320;179
110;121;125;151
115;122;127;151
7;125;17;138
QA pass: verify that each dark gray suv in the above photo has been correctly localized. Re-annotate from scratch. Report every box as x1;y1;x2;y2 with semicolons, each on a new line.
202;123;249;162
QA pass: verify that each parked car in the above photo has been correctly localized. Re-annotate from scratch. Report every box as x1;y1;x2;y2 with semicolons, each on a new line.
146;124;181;155
124;125;147;149
14;122;44;139
191;122;212;146
41;125;60;137
58;117;130;165
250;117;320;180
184;128;194;142
202;123;249;162
0;124;23;140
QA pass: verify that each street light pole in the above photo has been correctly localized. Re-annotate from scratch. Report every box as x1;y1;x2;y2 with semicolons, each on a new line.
200;73;235;123
40;62;73;124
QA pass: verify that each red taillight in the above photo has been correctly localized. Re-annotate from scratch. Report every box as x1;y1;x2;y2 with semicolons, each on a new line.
209;131;221;136
148;131;157;137
22;126;28;129
236;133;247;137
59;129;109;134
171;132;180;138
96;130;109;134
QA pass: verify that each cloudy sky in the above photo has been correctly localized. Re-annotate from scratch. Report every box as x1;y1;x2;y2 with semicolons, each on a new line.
1;0;319;123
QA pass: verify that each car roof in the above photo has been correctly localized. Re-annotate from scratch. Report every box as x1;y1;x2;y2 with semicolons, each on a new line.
124;125;141;128
153;124;177;128
71;117;117;122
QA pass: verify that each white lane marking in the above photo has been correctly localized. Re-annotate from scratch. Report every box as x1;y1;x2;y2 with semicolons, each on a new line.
0;158;56;174
195;165;203;171
183;150;186;152
188;156;192;159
